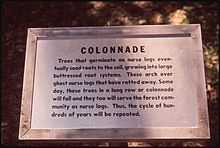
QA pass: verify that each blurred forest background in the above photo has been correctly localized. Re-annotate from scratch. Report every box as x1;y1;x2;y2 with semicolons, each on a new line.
1;1;219;147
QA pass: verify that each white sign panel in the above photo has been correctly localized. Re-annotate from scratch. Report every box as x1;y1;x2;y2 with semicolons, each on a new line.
19;25;210;140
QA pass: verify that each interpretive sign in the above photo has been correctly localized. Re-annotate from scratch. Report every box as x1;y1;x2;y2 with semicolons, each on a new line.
19;25;210;140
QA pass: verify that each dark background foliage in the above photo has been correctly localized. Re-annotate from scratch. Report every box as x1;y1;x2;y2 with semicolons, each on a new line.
1;1;219;147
